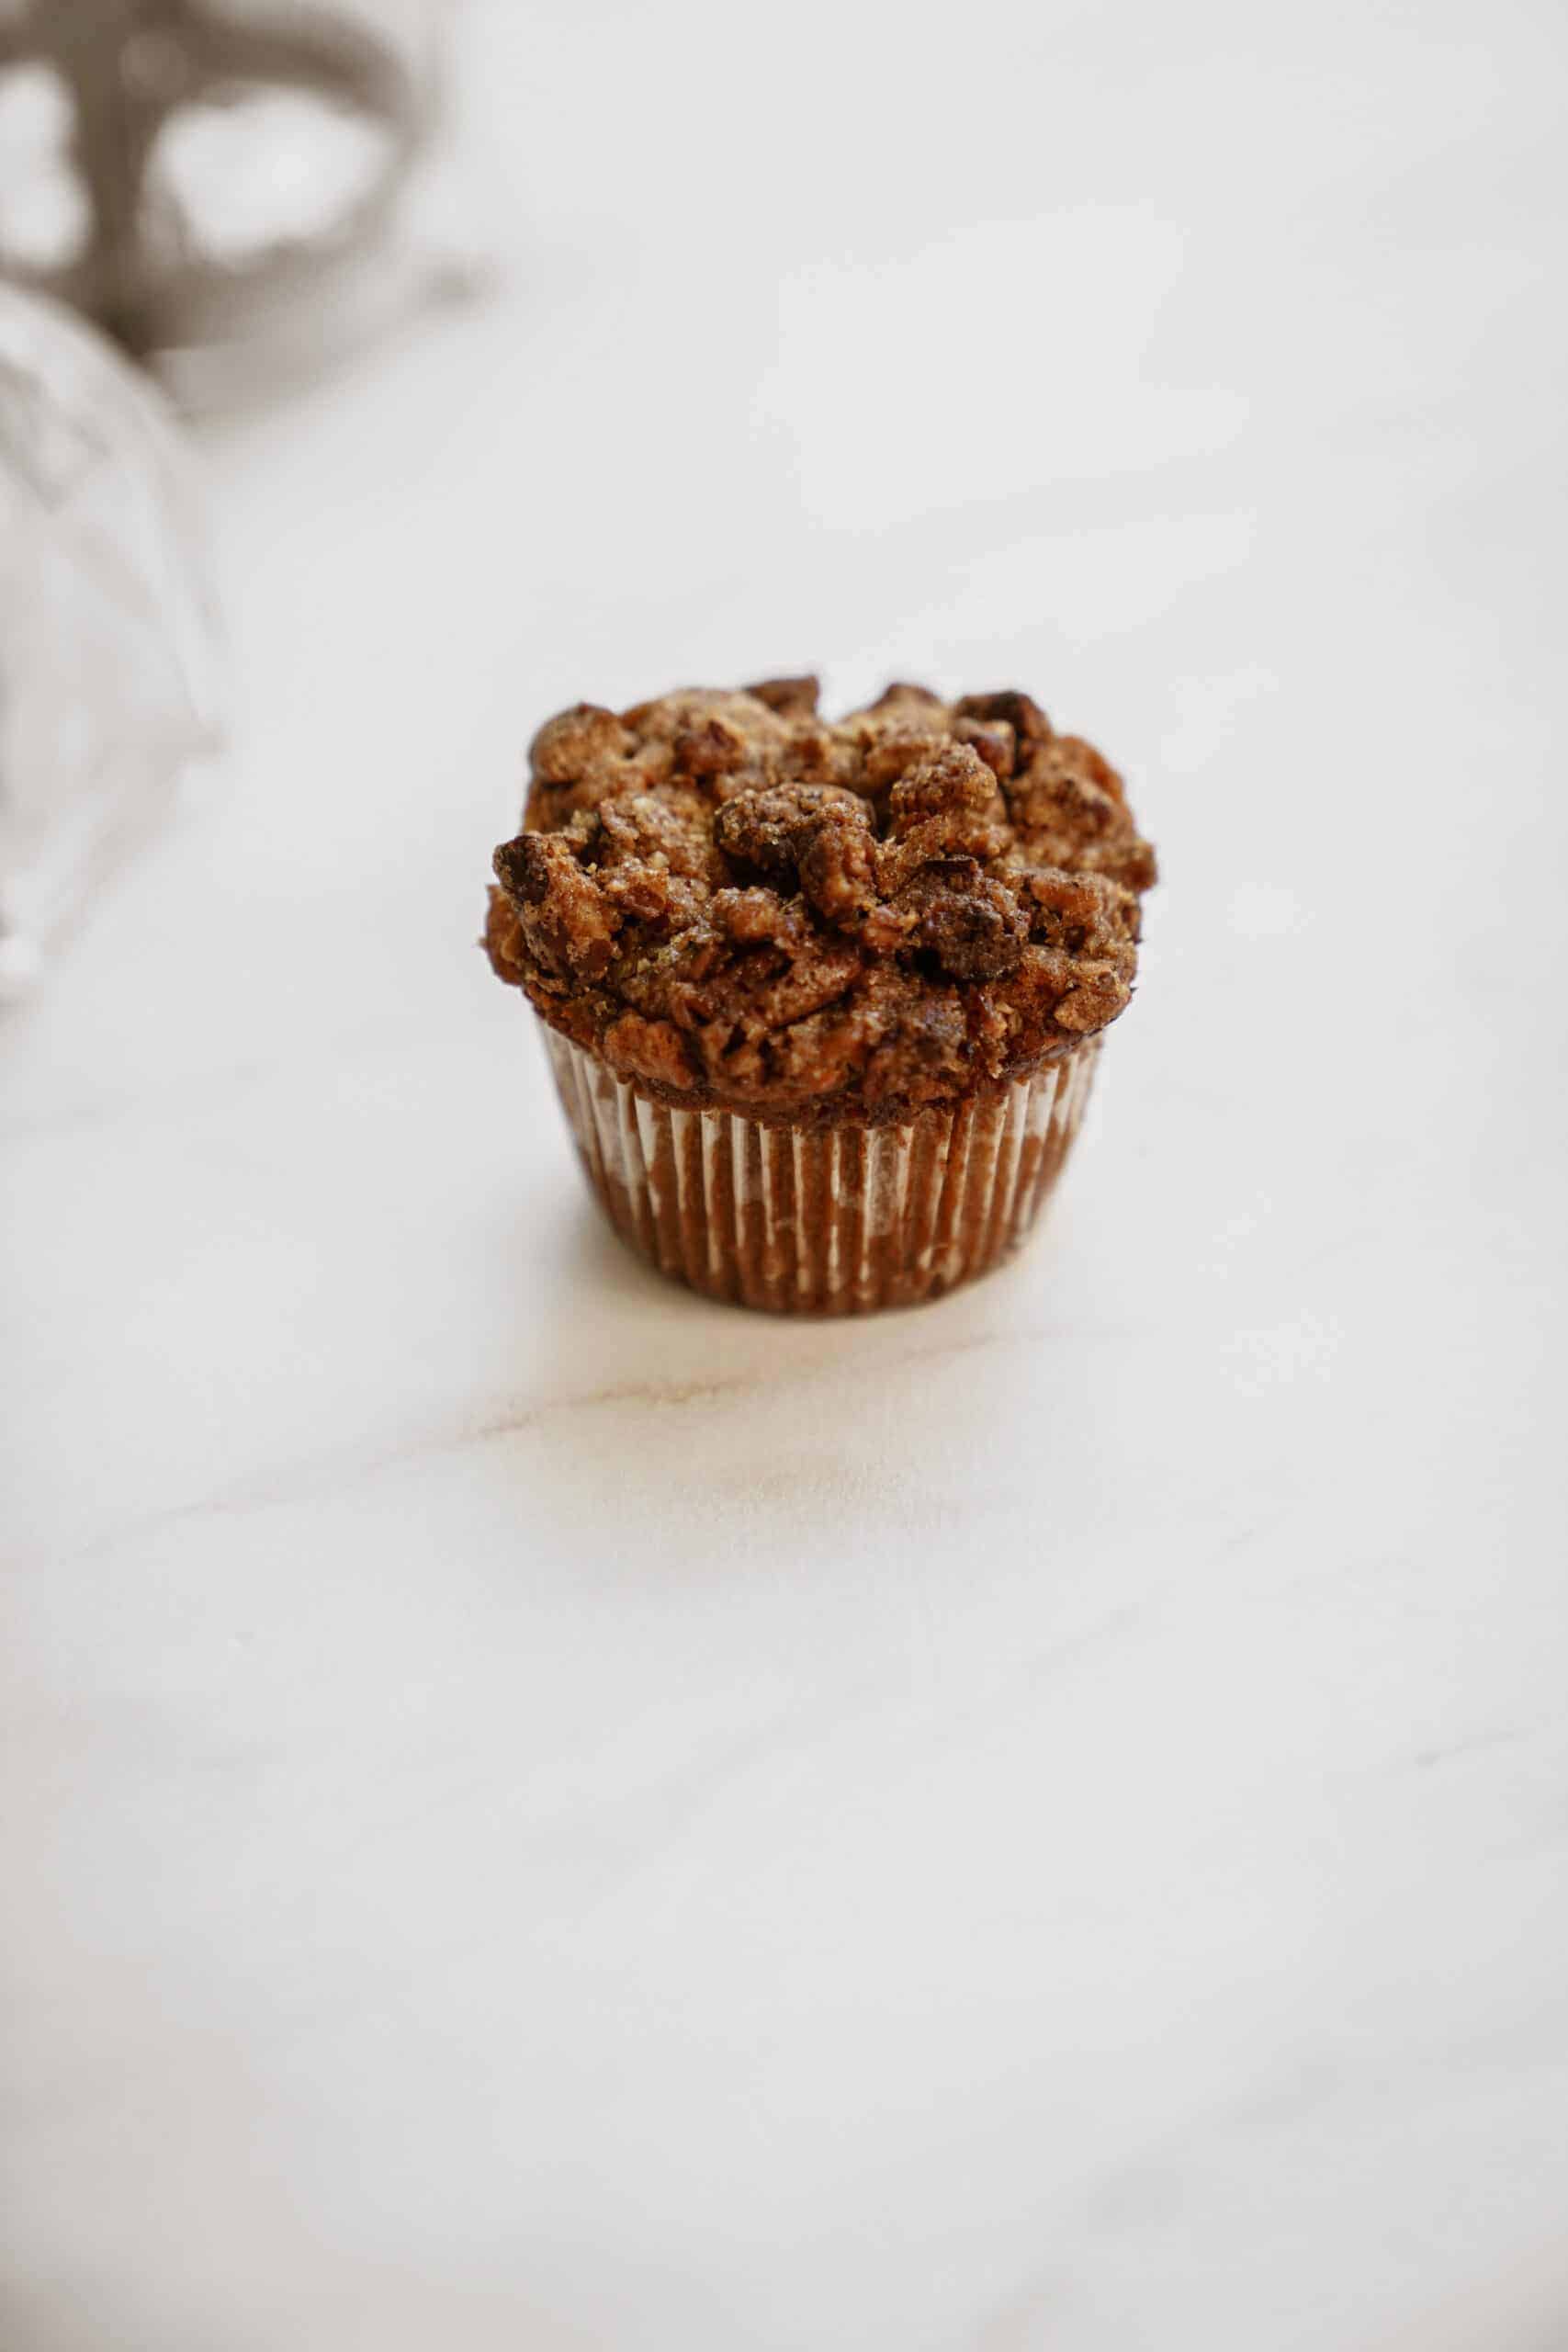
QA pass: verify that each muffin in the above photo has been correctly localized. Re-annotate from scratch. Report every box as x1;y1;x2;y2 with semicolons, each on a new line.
484;678;1156;1313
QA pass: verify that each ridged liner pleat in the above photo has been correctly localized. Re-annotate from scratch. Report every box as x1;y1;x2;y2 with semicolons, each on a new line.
541;1027;1100;1316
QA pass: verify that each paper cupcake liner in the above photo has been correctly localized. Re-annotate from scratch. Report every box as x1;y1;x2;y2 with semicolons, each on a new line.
541;1025;1100;1315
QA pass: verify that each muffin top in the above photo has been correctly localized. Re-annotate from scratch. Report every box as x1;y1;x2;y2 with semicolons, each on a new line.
485;678;1156;1125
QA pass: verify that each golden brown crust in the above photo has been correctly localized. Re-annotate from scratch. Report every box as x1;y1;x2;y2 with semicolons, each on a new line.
485;679;1156;1125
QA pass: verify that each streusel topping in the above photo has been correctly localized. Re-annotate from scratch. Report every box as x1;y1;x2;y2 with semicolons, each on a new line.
486;679;1155;1123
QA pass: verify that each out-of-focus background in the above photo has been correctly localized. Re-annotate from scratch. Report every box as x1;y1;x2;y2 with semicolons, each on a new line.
4;3;1567;2348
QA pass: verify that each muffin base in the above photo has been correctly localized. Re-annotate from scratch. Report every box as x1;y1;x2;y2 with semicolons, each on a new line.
541;1026;1100;1316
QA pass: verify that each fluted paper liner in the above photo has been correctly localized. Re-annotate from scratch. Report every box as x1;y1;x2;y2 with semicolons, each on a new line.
541;1026;1100;1314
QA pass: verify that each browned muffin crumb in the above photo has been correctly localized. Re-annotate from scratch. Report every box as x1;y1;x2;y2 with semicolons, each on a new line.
485;679;1156;1125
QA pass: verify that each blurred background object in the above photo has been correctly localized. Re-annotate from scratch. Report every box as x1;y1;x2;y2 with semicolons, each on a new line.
0;0;466;397
0;281;218;994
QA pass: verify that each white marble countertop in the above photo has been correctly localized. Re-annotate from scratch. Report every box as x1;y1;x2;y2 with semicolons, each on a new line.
4;4;1566;2346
